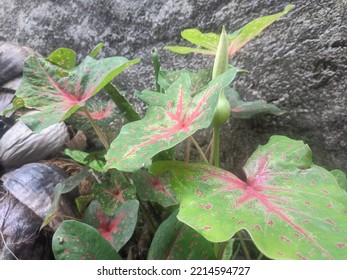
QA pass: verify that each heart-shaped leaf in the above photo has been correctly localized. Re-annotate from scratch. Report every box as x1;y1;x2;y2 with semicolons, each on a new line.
105;68;238;172
225;87;285;118
165;5;294;58
150;135;347;260
15;53;140;132
52;220;121;260
84;200;139;252
93;170;136;215
132;170;178;207
148;210;216;260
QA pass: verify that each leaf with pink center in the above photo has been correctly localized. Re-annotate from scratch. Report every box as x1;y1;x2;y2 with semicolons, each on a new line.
93;170;136;216
105;68;238;172
15;53;140;132
52;220;121;260
67;98;120;131
84;200;139;252
150;135;347;260
132;170;178;207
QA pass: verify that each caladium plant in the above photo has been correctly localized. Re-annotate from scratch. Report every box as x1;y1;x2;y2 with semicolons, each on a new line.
105;67;238;172
150;136;347;260
11;4;346;261
165;5;294;57
15;50;140;132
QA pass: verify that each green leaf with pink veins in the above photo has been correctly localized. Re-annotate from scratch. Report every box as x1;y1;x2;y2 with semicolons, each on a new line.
150;135;347;260
105;68;238;172
15;53;140;132
165;5;294;57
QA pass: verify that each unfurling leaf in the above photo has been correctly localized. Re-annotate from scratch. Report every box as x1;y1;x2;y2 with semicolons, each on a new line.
150;135;347;260
105;68;238;172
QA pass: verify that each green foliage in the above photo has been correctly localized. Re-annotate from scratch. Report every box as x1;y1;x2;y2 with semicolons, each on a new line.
104;68;238;172
15;51;139;132
165;5;294;57
13;5;347;261
84;200;139;252
150;136;347;260
148;210;217;260
52;220;122;260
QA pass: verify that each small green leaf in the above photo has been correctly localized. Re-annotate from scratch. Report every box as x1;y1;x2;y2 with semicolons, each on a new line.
52;220;121;260
331;170;347;192
105;68;238;172
46;48;76;69
148;210;216;260
64;148;105;172
164;46;215;55
84;200;139;252
89;43;105;58
93;170;136;215
76;194;94;214
132;170;178;207
150;135;347;260
225;87;285;118
104;82;141;122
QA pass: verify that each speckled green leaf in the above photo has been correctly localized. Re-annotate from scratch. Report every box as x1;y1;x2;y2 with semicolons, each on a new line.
15;53;140;132
158;68;212;95
225;87;285;118
46;48;76;69
105;68;238;172
150;135;347;260
132;170;178;207
84;200;139;252
67;98;120;131
93;170;136;215
148;210;216;260
52;220;121;260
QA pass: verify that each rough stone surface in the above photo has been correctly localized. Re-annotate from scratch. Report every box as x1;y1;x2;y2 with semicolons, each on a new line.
0;0;346;174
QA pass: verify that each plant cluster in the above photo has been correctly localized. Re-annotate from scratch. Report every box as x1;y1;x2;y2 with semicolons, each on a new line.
9;5;347;260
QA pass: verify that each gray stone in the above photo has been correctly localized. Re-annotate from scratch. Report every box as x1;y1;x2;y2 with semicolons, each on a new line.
0;0;346;173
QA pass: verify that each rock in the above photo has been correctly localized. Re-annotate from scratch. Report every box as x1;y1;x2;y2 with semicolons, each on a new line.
0;120;69;168
0;163;77;259
0;41;36;86
0;0;345;172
